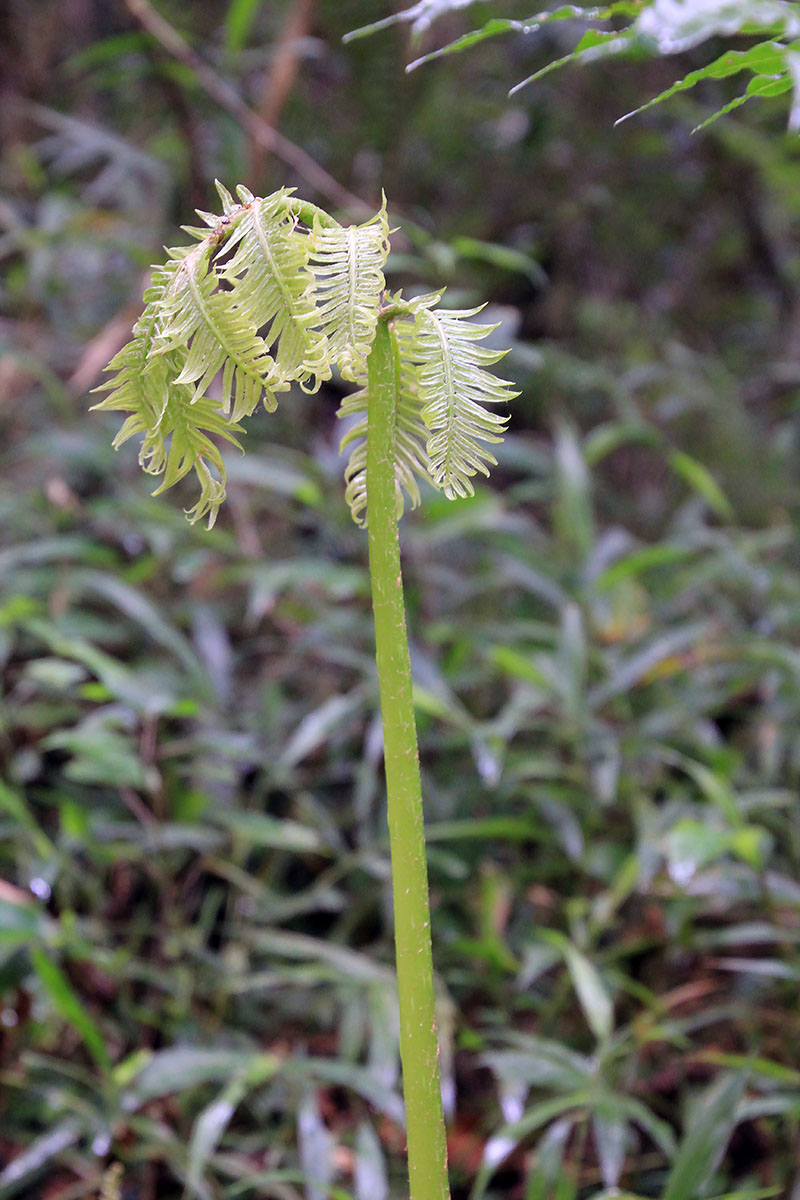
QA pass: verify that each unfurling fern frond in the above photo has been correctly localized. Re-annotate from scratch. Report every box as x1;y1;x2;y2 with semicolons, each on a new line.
92;259;180;428
338;369;430;525
396;296;516;499
97;185;516;530
158;245;278;422
310;200;390;382
221;187;329;392
92;259;243;528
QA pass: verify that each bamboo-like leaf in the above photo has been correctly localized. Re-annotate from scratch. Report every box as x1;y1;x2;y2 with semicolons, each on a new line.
222;186;330;391
396;295;515;499
662;1072;747;1200
310;199;390;381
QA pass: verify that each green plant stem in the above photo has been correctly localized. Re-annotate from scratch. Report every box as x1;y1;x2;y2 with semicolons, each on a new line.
366;316;450;1200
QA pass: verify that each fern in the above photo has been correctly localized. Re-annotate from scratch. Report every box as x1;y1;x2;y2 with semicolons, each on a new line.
97;190;516;1200
310;200;390;382
97;186;514;529
221;186;329;392
338;372;430;524
92;259;243;528
158;244;278;421
395;294;515;499
357;0;800;134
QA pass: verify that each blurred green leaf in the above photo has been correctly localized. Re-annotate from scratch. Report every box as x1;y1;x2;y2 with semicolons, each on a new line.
212;809;333;855
662;1073;748;1200
0;1118;84;1199
30;948;111;1073
225;0;266;54
525;1115;577;1200
122;1048;280;1108
542;930;614;1042
668;450;733;520
185;1057;278;1199
355;1120;389;1200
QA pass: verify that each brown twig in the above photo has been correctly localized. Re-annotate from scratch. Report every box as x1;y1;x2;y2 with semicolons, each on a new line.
124;0;369;218
248;0;315;185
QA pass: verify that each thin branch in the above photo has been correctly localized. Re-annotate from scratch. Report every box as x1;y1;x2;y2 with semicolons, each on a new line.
124;0;370;218
249;0;315;184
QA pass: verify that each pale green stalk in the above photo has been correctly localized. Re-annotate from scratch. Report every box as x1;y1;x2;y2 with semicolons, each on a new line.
366;315;450;1200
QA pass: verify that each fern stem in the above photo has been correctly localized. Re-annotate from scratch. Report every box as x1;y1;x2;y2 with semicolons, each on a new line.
366;316;450;1200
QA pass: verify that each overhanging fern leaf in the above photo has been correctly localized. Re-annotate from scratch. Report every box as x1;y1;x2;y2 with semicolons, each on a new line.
221;187;329;391
92;259;243;528
92;259;181;431
396;296;515;498
158;245;278;423
310;200;390;382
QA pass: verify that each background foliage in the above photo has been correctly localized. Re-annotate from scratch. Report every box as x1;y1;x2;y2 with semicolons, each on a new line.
2;1;800;1197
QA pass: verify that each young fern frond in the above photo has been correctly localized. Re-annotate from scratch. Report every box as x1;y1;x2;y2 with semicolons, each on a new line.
158;245;278;422
338;370;430;524
92;259;181;428
147;394;241;527
97;188;516;1200
221;187;329;392
92;259;243;528
96;185;515;533
396;295;516;498
310;199;390;382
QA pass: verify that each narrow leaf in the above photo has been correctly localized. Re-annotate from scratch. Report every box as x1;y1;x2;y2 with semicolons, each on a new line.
31;948;111;1073
662;1073;747;1200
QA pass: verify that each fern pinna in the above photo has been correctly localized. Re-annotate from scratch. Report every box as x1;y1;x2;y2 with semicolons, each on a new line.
96;183;516;1200
94;181;516;528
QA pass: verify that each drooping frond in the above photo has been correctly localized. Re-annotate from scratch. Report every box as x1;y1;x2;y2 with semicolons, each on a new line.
221;187;329;392
337;367;430;526
92;259;243;528
310;200;390;382
115;389;240;527
158;245;278;422
395;295;516;499
92;259;181;427
96;185;516;531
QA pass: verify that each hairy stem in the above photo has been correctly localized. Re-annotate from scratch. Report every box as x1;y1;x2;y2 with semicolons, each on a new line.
366;316;450;1200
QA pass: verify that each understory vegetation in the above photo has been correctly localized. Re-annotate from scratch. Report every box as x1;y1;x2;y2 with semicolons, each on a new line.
1;2;800;1197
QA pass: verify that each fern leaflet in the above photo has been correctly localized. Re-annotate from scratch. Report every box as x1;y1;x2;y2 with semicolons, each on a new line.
396;295;515;499
338;367;429;525
221;187;329;392
92;259;242;528
310;200;390;382
158;245;278;422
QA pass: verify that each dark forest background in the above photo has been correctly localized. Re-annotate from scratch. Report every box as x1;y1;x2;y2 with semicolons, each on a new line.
1;2;800;1198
